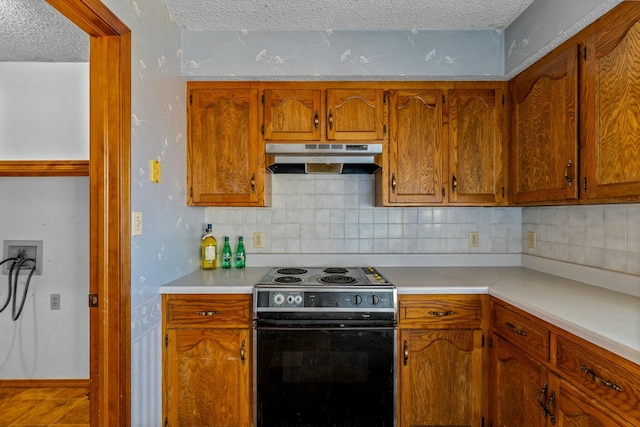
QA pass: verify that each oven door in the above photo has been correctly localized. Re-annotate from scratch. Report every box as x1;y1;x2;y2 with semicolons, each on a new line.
254;325;396;427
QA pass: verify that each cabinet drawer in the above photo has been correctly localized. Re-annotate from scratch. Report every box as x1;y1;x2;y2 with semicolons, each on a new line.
556;335;640;424
398;295;484;328
165;294;251;328
492;304;550;361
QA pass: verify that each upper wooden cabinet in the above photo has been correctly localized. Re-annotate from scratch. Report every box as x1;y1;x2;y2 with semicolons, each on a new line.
447;88;507;205
509;44;579;205
378;84;508;206
580;4;640;201
385;88;445;205
262;87;385;142
187;83;270;206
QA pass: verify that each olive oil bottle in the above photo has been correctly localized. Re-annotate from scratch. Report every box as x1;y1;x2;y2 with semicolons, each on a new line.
200;224;217;270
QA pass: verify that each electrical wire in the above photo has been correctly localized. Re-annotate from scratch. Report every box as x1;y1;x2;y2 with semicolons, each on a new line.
0;257;18;313
12;256;36;321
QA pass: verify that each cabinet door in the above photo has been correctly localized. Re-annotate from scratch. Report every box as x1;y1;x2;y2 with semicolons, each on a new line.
552;377;635;427
581;6;640;201
263;89;321;141
165;328;251;427
388;89;444;204
510;45;579;204
399;328;483;427
448;88;506;205
187;88;268;206
491;335;548;427
326;88;385;140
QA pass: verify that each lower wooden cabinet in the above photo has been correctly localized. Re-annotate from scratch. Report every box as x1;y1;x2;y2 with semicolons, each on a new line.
398;294;488;427
162;294;252;427
490;298;639;427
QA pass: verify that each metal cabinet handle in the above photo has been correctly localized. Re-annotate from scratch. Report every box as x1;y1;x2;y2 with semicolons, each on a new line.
581;365;623;392
195;310;221;316
251;173;256;193
328;109;334;130
546;391;556;425
403;340;409;366
538;382;548;413
240;340;246;366
428;310;454;317
451;174;457;193
314;111;319;130
506;321;527;336
564;159;573;187
391;173;396;193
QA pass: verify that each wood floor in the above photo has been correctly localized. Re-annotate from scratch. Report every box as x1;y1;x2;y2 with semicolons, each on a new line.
0;387;89;427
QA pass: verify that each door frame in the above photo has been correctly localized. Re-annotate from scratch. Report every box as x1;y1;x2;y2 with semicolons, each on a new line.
45;1;131;425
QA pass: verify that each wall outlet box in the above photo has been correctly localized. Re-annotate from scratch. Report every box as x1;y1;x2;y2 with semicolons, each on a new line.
50;294;61;310
2;240;43;275
253;232;264;249
528;231;537;249
469;232;479;248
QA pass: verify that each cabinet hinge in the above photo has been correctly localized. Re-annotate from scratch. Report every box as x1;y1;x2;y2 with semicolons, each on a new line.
189;93;192;105
442;94;445;104
261;93;264;104
441;187;445;198
383;93;387;104
501;187;505;198
88;293;98;308
190;187;193;198
488;337;494;348
502;94;505;105
509;188;513;196
165;333;168;347
583;46;587;60
164;417;168;427
261;124;265;135
383;124;387;135
482;334;485;347
583;177;587;190
482;416;485;427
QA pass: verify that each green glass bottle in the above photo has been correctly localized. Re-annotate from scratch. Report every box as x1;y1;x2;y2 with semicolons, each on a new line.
221;236;232;269
235;236;246;268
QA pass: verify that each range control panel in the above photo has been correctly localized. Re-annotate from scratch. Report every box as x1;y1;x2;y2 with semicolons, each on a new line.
255;288;396;311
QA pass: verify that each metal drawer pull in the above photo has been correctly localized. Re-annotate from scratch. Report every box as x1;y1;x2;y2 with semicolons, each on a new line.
403;340;409;366
538;382;548;413
505;322;527;336
195;310;221;316
581;365;623;392
428;310;454;317
546;391;556;425
240;340;246;366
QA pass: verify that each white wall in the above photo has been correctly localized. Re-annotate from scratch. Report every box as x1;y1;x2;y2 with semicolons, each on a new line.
0;63;89;379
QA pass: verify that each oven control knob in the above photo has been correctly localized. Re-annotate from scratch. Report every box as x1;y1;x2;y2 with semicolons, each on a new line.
368;294;380;305
294;295;303;304
273;293;285;305
352;295;363;305
286;295;295;303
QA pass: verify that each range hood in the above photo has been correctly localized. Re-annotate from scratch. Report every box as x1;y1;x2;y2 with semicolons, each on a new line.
266;143;382;174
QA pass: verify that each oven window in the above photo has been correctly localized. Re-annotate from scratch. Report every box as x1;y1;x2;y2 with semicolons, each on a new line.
255;328;395;427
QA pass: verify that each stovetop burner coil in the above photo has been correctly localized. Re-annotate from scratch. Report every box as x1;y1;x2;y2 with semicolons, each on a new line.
319;275;357;285
273;276;303;284
276;268;309;275
323;267;349;274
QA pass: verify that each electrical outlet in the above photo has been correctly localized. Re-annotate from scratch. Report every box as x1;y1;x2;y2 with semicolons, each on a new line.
149;160;161;183
50;294;61;310
253;232;264;249
132;211;143;236
528;231;537;249
469;232;479;247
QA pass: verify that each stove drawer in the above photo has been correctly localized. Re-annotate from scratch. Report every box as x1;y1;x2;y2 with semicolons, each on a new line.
398;295;485;328
164;294;251;328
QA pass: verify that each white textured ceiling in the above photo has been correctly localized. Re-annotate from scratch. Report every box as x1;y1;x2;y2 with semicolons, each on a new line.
2;0;534;62
0;0;88;62
166;0;535;31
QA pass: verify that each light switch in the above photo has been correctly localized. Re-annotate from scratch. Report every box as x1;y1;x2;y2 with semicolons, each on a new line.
150;160;161;183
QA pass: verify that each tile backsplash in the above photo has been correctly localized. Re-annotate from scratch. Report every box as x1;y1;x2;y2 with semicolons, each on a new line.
523;204;640;275
205;175;522;255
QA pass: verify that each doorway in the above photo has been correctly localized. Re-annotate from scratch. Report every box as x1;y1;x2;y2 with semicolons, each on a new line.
45;1;131;425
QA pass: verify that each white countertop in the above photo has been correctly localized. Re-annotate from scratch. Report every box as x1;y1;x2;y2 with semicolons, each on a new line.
160;265;640;365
